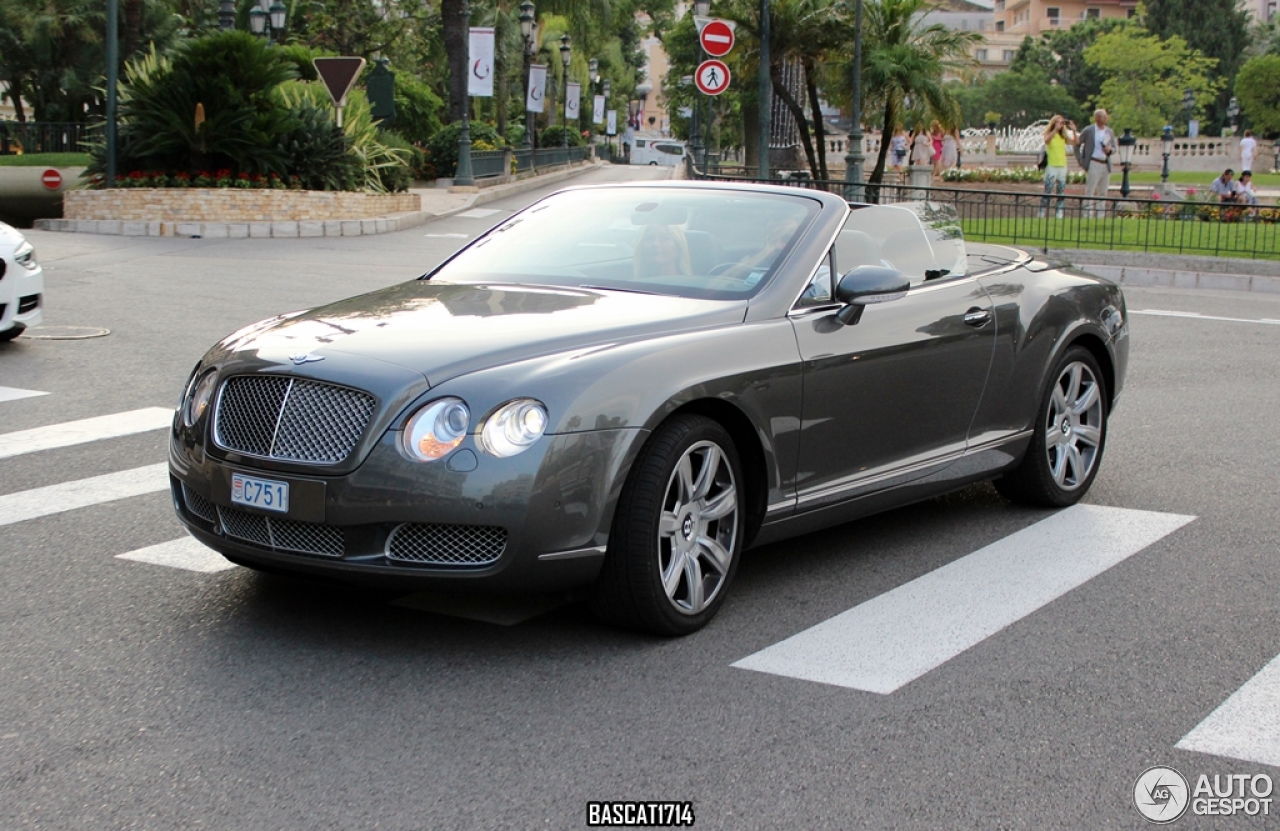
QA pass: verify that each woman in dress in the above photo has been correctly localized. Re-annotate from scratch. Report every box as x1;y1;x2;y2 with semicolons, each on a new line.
930;121;945;175
911;127;933;168
941;129;959;170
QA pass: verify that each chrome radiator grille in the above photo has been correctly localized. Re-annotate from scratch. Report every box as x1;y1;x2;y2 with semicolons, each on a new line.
214;375;376;463
386;523;507;567
216;506;344;558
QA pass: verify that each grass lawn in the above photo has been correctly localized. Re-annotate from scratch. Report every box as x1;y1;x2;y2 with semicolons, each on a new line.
0;152;90;167
1128;170;1280;188
962;216;1280;261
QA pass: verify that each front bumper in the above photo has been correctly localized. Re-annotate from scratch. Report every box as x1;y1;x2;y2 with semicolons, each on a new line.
0;259;43;335
170;422;646;592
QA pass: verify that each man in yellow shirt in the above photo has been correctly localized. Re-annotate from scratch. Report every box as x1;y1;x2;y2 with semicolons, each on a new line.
1040;115;1078;219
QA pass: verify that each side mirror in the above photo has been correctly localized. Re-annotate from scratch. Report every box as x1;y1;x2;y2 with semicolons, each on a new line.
834;266;910;325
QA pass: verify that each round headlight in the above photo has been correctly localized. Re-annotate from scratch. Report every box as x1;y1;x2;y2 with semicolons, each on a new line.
183;369;218;427
480;399;548;457
402;398;470;462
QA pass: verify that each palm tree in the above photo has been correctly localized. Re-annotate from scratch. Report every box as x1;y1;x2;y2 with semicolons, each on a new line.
853;0;979;185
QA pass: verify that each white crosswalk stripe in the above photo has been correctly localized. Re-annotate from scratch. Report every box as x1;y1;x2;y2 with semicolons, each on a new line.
1176;652;1280;767
733;505;1196;694
115;536;238;573
0;386;49;403
0;463;169;526
0;407;173;459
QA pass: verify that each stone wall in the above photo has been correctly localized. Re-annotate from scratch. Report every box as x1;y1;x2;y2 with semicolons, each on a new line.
63;188;420;222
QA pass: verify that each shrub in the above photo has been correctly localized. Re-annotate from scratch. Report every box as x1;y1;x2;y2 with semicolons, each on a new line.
425;120;504;178
941;166;1085;185
392;75;444;144
92;34;299;179
276;95;361;192
537;125;587;147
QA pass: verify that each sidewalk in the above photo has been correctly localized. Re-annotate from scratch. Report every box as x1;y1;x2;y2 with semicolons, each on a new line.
35;160;604;238
1054;249;1280;295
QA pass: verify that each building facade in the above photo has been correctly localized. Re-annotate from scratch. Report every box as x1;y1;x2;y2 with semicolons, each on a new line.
993;0;1139;38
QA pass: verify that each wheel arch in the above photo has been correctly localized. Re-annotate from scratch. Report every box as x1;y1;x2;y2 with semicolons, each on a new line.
1064;330;1115;409
663;398;770;549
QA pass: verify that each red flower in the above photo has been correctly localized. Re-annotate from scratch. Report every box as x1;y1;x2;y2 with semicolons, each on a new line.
175;171;191;180
128;170;144;179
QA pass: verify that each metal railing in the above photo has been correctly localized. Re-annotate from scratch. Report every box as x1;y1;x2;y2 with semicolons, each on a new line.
470;150;507;179
0;121;100;155
696;170;1280;260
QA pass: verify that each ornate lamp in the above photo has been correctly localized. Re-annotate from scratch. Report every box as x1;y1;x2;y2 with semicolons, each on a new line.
1118;128;1135;198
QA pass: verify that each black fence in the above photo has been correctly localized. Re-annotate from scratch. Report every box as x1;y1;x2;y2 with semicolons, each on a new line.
697;170;1279;261
0;121;100;155
471;150;507;179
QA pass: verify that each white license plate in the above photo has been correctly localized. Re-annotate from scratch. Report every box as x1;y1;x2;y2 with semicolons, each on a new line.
231;473;289;513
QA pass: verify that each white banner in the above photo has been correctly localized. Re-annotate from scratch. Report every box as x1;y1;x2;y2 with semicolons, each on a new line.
592;95;605;125
526;64;547;113
606;110;617;136
468;28;495;97
565;82;581;122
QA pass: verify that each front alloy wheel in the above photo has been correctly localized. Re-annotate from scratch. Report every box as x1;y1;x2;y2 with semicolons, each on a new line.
591;415;745;635
995;345;1108;507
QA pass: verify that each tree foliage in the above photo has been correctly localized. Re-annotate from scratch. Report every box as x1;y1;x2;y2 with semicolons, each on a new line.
1235;55;1280;137
1142;0;1250;131
1009;17;1129;113
1084;28;1224;136
950;66;1083;129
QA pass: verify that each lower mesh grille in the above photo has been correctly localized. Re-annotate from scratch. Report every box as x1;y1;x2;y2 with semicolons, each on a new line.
216;506;344;558
386;523;507;567
181;484;218;524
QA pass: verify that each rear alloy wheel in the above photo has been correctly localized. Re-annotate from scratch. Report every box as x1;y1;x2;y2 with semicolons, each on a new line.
590;415;744;635
995;346;1107;507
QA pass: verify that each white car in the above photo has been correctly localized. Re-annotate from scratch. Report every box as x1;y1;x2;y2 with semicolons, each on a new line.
0;223;43;341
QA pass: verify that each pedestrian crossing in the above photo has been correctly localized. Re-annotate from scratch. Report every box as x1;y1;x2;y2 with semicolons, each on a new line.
1;393;1275;770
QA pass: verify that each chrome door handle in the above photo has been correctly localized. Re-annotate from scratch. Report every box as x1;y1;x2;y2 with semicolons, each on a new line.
963;308;992;327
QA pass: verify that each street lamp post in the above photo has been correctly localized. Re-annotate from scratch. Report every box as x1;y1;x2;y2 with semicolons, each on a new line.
249;6;267;36
269;1;286;39
1227;96;1240;134
1182;88;1195;136
843;0;864;200
560;34;572;149
218;0;235;30
1160;125;1174;186
454;0;476;188
249;2;286;43
1118;127;1135;198
603;78;612;159
519;0;536;155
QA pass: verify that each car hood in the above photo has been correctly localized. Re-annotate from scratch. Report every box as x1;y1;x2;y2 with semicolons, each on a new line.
222;281;748;386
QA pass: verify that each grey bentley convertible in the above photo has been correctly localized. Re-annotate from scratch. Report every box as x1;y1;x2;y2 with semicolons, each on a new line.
170;182;1128;635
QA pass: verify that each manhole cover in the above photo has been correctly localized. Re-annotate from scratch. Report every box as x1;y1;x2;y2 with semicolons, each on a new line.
23;326;111;340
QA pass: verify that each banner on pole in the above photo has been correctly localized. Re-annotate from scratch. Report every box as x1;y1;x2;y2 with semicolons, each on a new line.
606;110;617;136
527;65;547;113
468;28;495;97
565;82;581;122
593;95;605;125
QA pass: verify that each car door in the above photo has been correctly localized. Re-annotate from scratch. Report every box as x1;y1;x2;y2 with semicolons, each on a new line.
789;205;995;512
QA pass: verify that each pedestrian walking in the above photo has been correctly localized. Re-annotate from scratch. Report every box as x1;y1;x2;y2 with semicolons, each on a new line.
941;129;959;170
930;121;945;176
1240;129;1257;174
890;129;908;172
1075;109;1115;219
911;127;932;167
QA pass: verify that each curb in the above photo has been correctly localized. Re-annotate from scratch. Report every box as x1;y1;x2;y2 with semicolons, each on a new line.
1070;263;1280;295
33;161;602;238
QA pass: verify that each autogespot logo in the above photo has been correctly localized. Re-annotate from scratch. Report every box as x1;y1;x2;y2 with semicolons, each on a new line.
1135;766;1191;824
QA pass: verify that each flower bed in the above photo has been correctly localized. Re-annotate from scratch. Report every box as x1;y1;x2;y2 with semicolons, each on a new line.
942;166;1086;185
64;188;420;222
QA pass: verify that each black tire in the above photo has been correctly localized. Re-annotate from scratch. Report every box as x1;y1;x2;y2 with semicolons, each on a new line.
590;414;745;636
995;345;1108;507
0;326;22;342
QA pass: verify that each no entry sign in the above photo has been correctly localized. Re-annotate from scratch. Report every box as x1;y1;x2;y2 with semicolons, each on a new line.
41;169;62;190
699;19;735;57
695;60;731;96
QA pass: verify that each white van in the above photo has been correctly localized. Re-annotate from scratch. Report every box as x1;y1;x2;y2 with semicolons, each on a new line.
630;139;686;166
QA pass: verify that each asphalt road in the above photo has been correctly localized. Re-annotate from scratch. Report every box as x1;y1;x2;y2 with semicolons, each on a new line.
2;163;1279;830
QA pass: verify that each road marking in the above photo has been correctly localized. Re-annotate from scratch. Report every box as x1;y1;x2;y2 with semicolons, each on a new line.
1131;309;1280;326
456;208;503;219
424;233;470;239
0;387;49;403
732;505;1195;694
116;536;237;573
1176;652;1280;767
0;407;172;460
0;463;169;526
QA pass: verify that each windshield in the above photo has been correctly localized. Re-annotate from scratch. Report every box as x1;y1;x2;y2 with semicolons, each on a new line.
426;188;821;301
